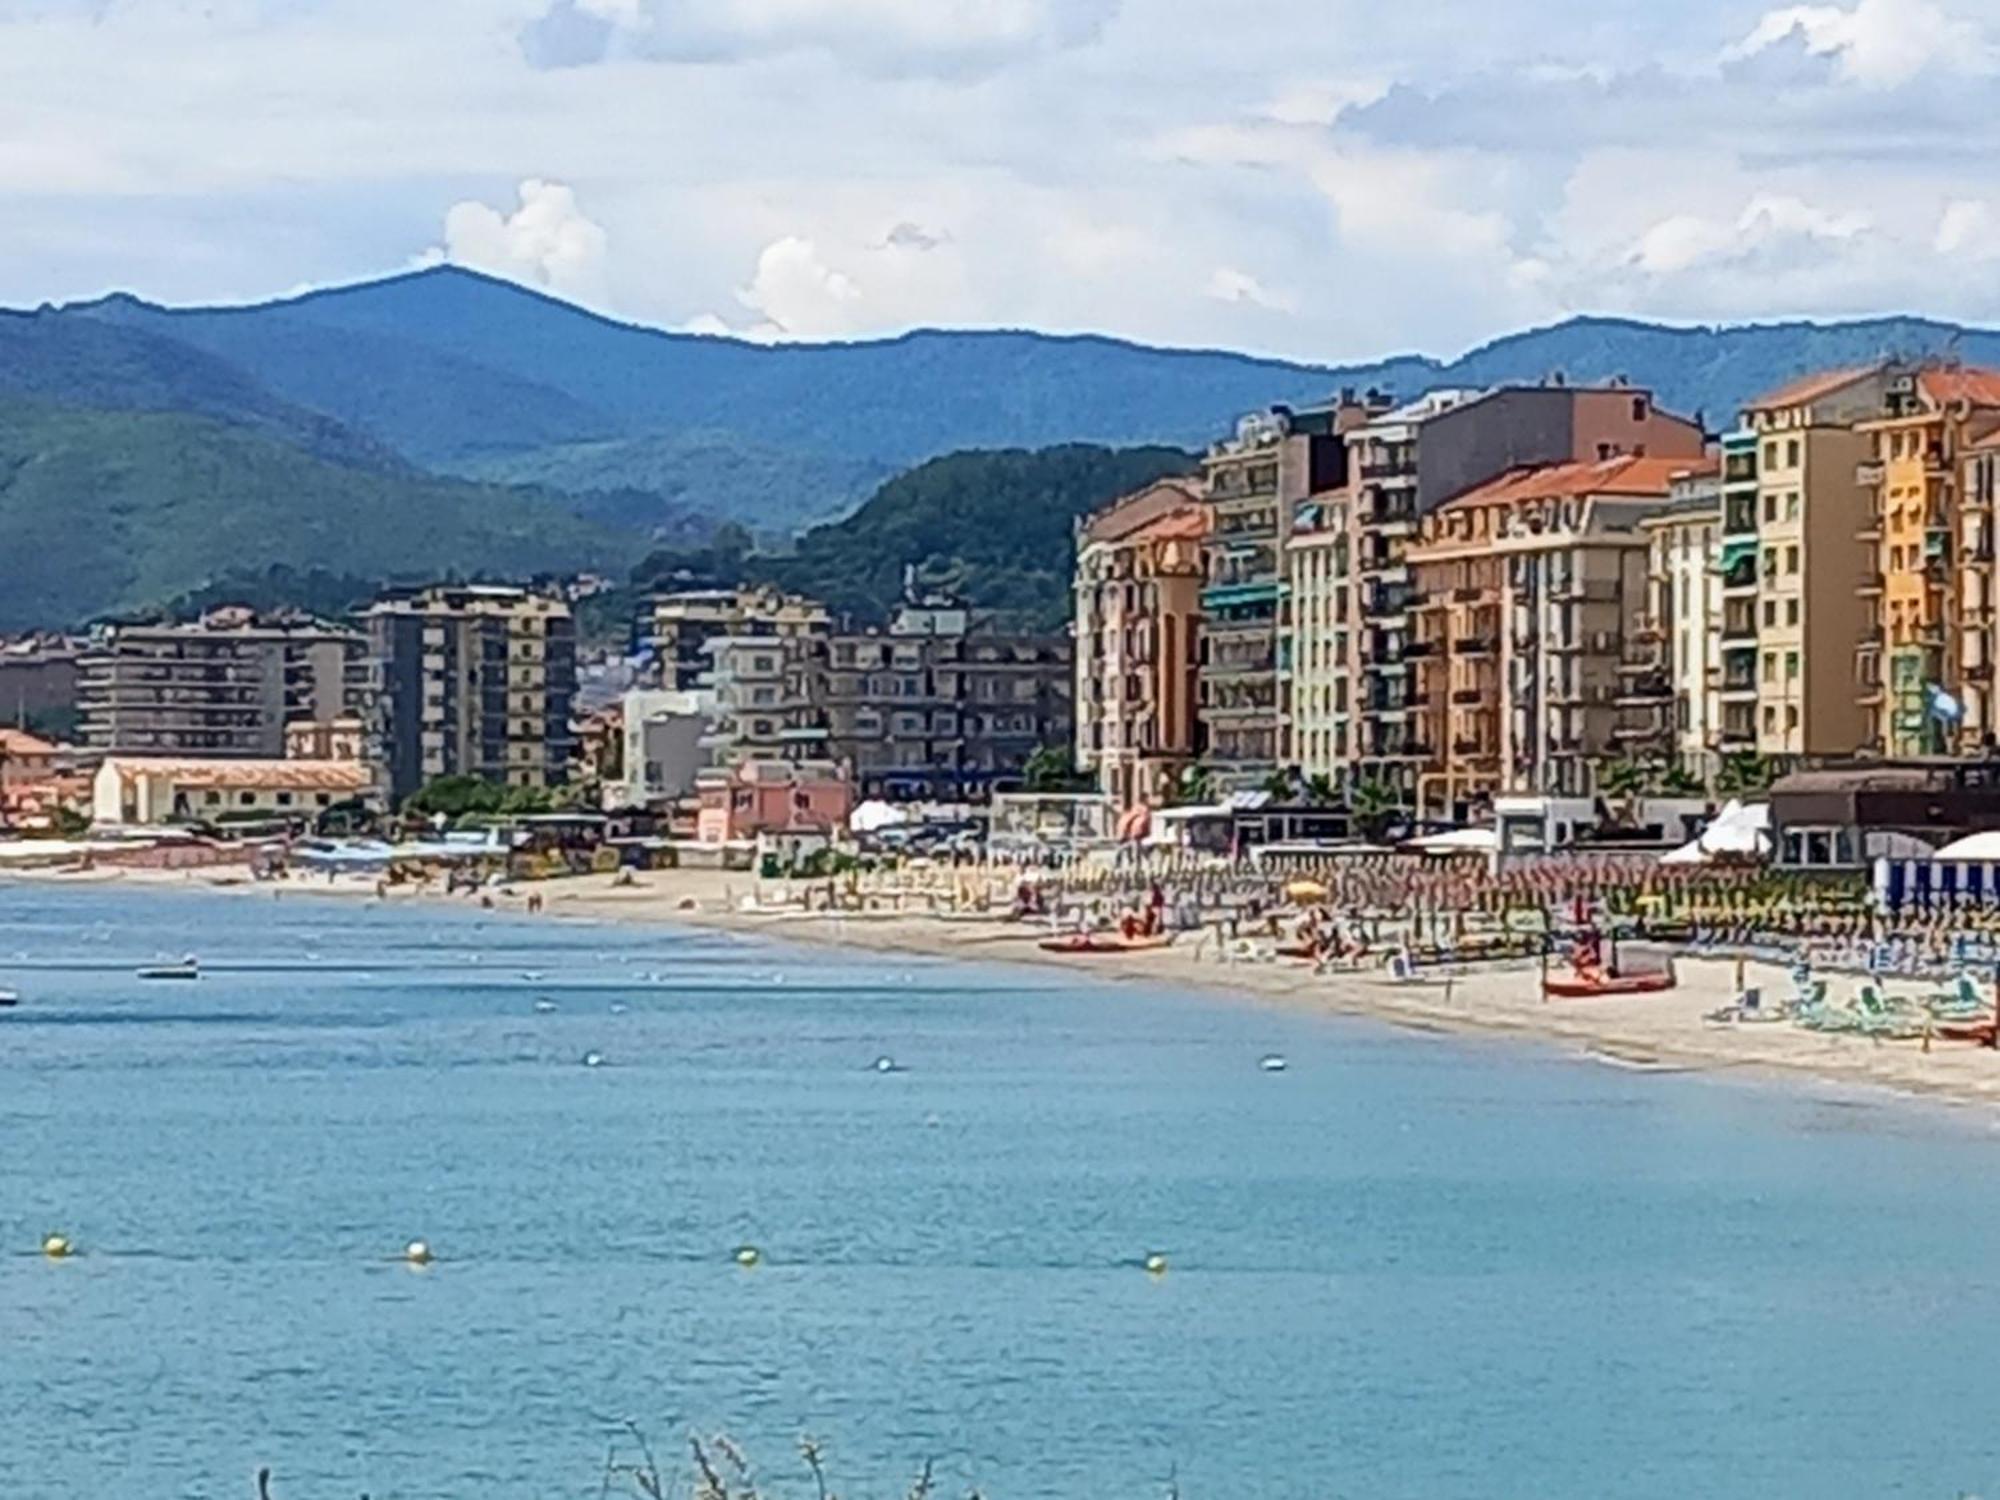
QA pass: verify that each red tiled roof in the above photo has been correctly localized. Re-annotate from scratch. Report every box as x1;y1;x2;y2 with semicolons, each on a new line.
1127;507;1209;543
105;758;373;792
1918;366;2000;408
1084;480;1206;543
1746;364;1885;411
0;728;58;756
1441;454;1693;510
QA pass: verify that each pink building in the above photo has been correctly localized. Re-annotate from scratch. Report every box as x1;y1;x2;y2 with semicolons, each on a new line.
694;759;855;845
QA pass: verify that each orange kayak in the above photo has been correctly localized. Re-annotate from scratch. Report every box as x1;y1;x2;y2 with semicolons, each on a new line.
1543;972;1677;999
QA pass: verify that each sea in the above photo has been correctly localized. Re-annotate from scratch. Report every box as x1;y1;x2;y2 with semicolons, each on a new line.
2;882;1998;1499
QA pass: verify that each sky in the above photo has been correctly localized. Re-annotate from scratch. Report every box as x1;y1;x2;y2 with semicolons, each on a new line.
6;0;2000;363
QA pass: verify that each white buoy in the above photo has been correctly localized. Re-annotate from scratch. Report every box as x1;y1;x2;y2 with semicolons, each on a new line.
404;1239;434;1267
1144;1252;1168;1276
1260;1054;1289;1073
533;999;558;1014
735;1245;761;1268
41;1233;72;1260
609;1003;629;1016
874;1056;897;1074
582;1051;605;1069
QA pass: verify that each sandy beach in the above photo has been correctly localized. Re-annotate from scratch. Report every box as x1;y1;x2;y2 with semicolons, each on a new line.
15;860;2000;1114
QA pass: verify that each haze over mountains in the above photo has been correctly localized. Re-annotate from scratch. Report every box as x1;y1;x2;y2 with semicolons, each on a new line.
5;263;1999;629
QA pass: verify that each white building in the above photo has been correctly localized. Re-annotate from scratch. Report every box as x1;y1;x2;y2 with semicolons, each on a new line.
620;688;712;808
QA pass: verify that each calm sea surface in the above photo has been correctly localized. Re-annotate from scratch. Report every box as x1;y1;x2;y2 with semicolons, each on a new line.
3;884;1998;1499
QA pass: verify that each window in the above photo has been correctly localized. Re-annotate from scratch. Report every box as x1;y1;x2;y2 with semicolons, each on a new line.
1786;438;1801;467
1787;599;1800;626
1632;395;1648;421
239;791;256;807
1765;440;1780;469
1785;650;1799;680
1786;545;1799;575
276;792;293;807
1786;493;1800;521
1763;705;1777;732
1764;493;1778;522
204;791;221;806
1762;651;1776;683
1764;600;1777;626
1785;705;1800;731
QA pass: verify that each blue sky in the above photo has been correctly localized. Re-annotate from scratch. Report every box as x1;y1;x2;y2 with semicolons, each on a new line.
4;0;2000;361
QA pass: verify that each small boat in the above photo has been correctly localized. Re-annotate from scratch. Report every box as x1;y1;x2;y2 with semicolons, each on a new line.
1543;971;1676;999
0;989;18;1008
1037;933;1172;955
1259;1054;1289;1073
137;957;199;981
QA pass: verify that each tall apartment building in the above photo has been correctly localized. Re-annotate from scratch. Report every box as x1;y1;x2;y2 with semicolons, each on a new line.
78;609;368;759
1342;384;1707;798
364;585;578;802
1404;457;1684;821
1734;367;1887;764
703;626;833;766
1286;494;1353;780
1198;403;1355;790
1715;428;1762;757
825;600;1072;802
1636;462;1724;779
1855;365;2000;755
0;635;81;732
1960;423;2000;748
650;586;828;691
1073;480;1208;807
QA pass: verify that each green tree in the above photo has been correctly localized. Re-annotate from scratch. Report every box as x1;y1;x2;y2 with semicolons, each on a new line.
1346;776;1402;843
1171;763;1215;807
1302;773;1340;808
1714;752;1776;797
405;775;506;819
1021;745;1091;793
1597;757;1653;826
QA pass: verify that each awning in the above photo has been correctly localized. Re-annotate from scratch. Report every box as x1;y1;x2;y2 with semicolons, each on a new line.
1718;538;1759;570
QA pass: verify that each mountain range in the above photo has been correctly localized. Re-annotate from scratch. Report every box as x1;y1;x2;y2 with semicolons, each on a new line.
7;263;2000;628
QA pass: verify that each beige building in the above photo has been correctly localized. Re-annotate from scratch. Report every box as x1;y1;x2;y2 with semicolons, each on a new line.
651;587;828;692
1636;462;1724;779
1731;367;1887;763
93;756;377;826
363;585;577;802
1405;457;1683;822
1286;498;1353;780
1073;480;1208;807
1960;423;2000;748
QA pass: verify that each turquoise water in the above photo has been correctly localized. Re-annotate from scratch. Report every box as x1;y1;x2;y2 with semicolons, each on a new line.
2;885;1997;1499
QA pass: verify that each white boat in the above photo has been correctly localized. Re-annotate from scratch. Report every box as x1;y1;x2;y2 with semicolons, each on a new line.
0;989;18;1008
137;956;199;981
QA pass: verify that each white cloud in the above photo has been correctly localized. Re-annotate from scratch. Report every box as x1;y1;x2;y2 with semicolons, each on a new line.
1725;0;1991;88
523;0;1118;75
1206;267;1292;312
1937;198;2000;259
723;235;860;340
435;178;609;301
1630;193;1869;275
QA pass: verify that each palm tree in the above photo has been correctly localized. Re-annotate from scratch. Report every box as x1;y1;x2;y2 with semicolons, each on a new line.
1714;752;1774;798
1597;757;1652;827
1346;776;1402;843
1171;762;1215;807
1302;773;1340;808
1659;763;1704;798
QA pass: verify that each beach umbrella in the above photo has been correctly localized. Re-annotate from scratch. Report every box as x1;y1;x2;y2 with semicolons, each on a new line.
1286;878;1329;903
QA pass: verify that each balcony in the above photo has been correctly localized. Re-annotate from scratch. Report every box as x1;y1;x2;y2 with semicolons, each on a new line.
1404;640;1437;658
1451;687;1485;706
1616;672;1671;703
1858;572;1885;594
1720;558;1759;592
1451;738;1493;757
1856;461;1886;487
1453;635;1497;656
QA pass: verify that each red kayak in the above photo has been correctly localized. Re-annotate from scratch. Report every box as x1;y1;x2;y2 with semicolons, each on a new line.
1543;971;1677;999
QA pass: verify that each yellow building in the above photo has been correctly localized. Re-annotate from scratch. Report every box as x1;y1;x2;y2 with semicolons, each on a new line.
1734;368;1888;763
1855;366;2000;754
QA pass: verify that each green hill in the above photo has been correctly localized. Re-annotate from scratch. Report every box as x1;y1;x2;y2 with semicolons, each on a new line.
636;443;1199;628
0;399;627;630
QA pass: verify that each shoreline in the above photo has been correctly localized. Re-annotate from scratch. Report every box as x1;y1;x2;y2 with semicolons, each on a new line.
12;863;2000;1117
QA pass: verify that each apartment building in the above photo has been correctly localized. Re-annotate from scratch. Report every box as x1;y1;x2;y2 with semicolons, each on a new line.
1196;398;1374;791
1715;429;1762;757
1073;480;1208;807
1855;365;2000;755
0;634;81;732
1404;456;1684;821
1343;384;1707;798
1286;495;1352;780
1960;422;2000;749
703;627;832;766
1732;367;1886;764
364;585;578;802
1636;461;1725;779
649;586;828;691
825;600;1072;802
78;609;369;760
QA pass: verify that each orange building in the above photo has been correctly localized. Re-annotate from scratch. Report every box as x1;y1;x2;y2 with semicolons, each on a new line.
1406;456;1690;823
1855;365;2000;755
1073;480;1209;808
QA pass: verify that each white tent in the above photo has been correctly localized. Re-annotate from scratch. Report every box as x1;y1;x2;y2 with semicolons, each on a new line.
849;800;911;835
1403;827;1497;854
1931;830;2000;861
1658;800;1770;865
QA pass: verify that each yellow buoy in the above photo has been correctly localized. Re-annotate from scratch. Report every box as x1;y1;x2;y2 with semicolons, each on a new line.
734;1245;761;1268
1144;1252;1168;1276
403;1239;435;1267
41;1234;72;1260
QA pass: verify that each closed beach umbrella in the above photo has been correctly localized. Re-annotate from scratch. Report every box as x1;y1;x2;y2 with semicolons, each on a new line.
1286;878;1329;903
